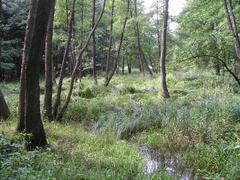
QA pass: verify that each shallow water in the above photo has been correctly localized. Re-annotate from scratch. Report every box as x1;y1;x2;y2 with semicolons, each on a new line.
139;146;191;179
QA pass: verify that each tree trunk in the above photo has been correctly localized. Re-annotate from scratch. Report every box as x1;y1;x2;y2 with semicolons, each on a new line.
105;0;115;84
44;0;55;121
157;0;161;62
0;90;10;119
127;59;132;74
134;0;147;75
160;0;170;98
77;0;84;81
17;0;52;149
92;0;97;84
122;56;125;74
53;0;76;119
223;0;240;75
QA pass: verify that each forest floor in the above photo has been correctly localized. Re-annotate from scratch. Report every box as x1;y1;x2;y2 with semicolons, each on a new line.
0;71;240;179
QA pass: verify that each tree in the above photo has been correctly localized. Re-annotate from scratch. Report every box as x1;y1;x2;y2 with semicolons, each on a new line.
159;0;170;98
56;0;106;120
17;0;52;149
53;0;76;119
223;0;240;75
44;0;56;121
105;0;115;84
105;0;130;86
92;0;97;84
0;89;10;119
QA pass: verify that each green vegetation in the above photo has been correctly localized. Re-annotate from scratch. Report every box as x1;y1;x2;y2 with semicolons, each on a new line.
1;72;240;179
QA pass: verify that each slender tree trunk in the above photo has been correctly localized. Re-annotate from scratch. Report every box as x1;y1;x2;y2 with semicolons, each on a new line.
92;0;97;84
122;56;125;74
44;0;55;121
105;0;115;83
156;0;161;62
134;0;145;75
160;0;170;98
105;0;130;86
127;59;132;74
17;0;52;149
56;0;106;120
53;0;75;119
0;90;10;119
77;0;84;81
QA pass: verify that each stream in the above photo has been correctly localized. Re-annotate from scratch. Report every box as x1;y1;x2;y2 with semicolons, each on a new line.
139;146;192;179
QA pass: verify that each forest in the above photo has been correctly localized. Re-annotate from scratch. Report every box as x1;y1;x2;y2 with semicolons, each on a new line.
0;0;240;179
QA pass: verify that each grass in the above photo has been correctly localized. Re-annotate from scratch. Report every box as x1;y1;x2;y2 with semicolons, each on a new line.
0;71;240;179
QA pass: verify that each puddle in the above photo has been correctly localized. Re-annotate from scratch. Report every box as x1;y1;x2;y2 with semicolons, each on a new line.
139;146;192;179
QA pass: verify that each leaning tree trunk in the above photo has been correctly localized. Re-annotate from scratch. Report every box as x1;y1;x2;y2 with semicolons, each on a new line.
17;0;52;150
43;0;55;121
105;0;130;86
53;0;76;119
159;0;170;98
56;0;106;120
0;90;10;119
105;0;115;84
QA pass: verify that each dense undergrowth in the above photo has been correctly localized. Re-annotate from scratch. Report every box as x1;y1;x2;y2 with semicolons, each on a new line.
1;71;240;179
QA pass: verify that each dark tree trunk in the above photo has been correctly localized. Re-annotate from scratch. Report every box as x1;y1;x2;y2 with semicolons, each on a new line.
105;0;115;84
127;59;132;74
0;90;10;119
53;0;76;119
44;0;55;121
160;0;170;98
122;56;125;74
17;0;52;149
92;0;97;84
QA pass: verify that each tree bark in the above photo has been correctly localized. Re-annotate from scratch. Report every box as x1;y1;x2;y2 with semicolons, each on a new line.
17;0;52;149
43;0;55;121
159;0;170;98
0;90;10;119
